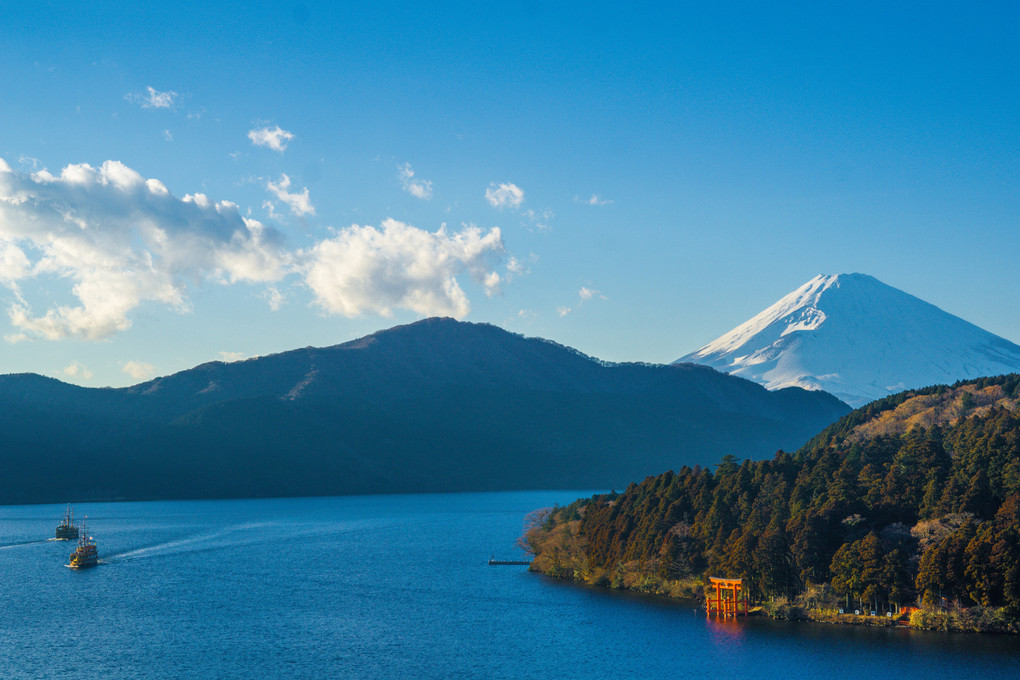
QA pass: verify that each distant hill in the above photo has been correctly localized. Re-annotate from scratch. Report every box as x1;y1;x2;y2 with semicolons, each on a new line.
0;317;849;504
677;273;1020;406
524;374;1020;632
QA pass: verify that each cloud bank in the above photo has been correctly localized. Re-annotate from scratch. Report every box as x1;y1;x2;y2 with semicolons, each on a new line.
0;158;288;340
0;158;506;341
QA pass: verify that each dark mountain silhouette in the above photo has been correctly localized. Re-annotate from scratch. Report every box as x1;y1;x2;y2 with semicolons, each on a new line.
0;318;850;504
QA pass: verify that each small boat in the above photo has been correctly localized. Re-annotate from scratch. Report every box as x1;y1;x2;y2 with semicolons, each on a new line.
55;504;79;540
68;518;98;569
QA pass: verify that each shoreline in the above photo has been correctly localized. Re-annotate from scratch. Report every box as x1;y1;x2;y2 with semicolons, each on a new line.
529;566;1020;635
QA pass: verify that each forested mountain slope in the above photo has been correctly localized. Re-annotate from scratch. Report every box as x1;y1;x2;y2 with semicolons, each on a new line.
0;318;849;504
525;375;1020;631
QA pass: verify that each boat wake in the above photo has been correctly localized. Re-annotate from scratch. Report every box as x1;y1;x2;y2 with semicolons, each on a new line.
102;524;271;563
99;516;397;564
0;538;53;550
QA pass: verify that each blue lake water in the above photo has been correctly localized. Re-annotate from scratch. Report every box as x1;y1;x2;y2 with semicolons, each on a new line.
1;491;1019;679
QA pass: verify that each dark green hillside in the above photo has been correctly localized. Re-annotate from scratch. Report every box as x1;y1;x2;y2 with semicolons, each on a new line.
0;318;849;504
524;375;1020;633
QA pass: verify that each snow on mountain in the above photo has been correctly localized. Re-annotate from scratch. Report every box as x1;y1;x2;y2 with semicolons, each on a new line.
676;273;1020;406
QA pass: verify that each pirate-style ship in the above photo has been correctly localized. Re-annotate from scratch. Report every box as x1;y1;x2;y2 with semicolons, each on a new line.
55;504;79;540
68;517;98;569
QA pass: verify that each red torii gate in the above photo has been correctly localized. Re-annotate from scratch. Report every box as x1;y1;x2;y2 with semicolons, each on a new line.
705;577;748;617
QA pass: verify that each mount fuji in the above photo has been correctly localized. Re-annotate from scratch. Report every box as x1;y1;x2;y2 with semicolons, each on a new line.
676;273;1020;407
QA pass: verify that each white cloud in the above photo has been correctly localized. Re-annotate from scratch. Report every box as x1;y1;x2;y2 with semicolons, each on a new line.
482;271;500;295
63;361;93;380
0;156;518;341
556;287;604;320
575;193;613;206
126;86;179;110
304;218;503;319
522;207;553;230
485;182;524;210
0;158;290;341
266;174;315;216
0;242;31;284
122;360;156;381
262;286;285;311
248;125;294;152
399;163;433;199
15;156;39;171
163;129;173;142
218;351;245;362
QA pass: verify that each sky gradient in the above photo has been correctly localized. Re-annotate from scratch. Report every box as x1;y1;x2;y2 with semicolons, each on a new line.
2;1;1019;386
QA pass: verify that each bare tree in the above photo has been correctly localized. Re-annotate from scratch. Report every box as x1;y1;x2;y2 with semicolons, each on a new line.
515;507;553;556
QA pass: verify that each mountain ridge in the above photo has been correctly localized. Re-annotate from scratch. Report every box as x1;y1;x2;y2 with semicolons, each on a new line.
0;317;850;504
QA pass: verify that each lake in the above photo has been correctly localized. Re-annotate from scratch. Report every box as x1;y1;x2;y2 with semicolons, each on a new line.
1;491;1018;679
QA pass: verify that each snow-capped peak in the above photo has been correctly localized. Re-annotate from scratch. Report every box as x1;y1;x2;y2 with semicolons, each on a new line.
677;274;1020;406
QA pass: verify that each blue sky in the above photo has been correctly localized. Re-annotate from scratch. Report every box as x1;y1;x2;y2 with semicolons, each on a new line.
1;1;1018;386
